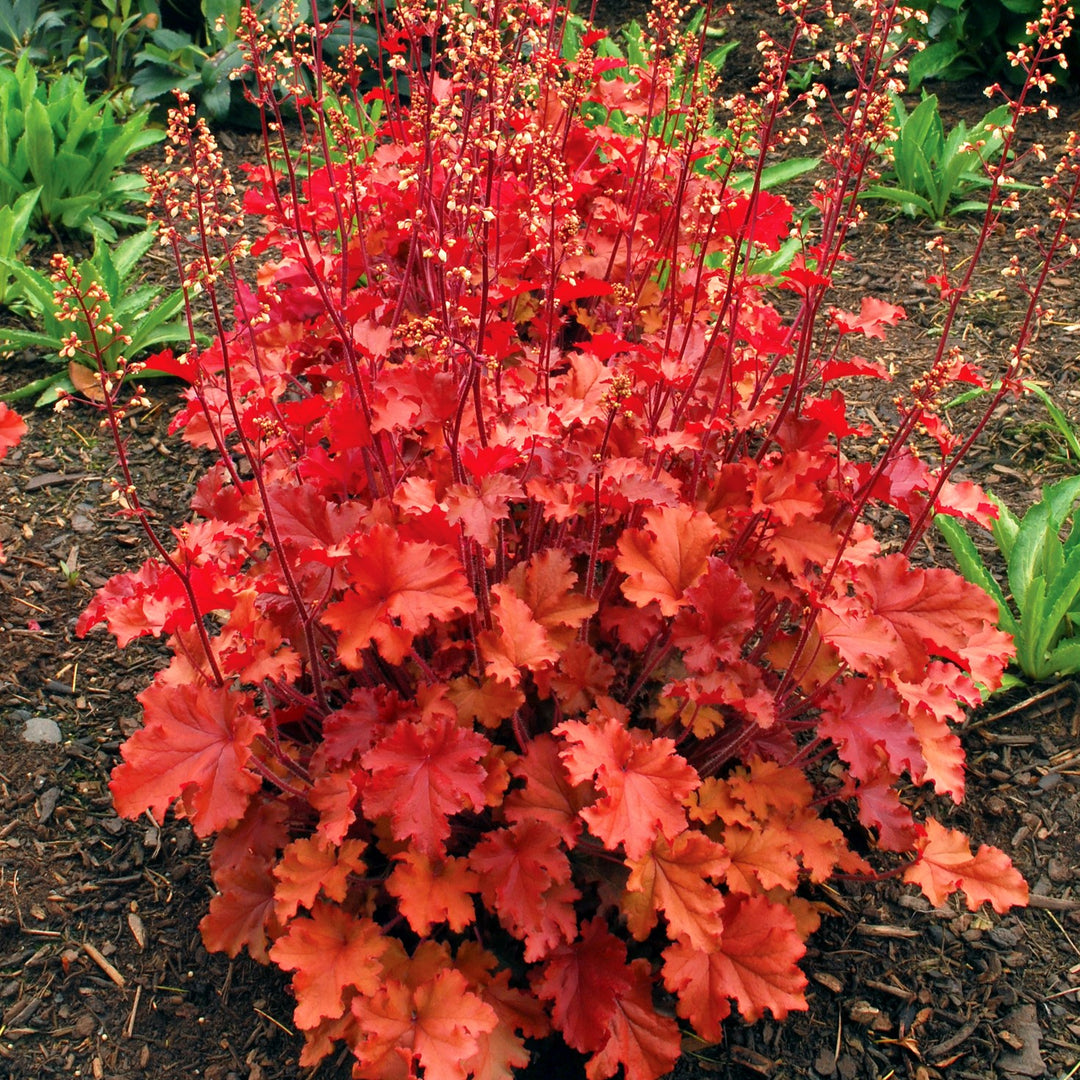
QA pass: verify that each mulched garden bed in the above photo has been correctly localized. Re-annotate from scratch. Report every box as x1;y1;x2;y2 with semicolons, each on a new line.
0;5;1078;1078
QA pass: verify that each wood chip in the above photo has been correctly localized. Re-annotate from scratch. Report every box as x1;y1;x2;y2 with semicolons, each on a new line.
855;923;920;939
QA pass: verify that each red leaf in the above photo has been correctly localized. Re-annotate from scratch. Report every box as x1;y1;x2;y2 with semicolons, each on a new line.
536;916;633;1053
469;820;580;962
109;682;262;836
556;716;699;859
323;525;476;666
504;733;590;846
830;296;906;338
818;679;924;782
200;853;280;963
0;402;27;458
269;902;390;1029
361;716;490;857
670;558;755;672
584;957;682;1080
818;553;1003;683
904;818;1028;913
663;894;808;1025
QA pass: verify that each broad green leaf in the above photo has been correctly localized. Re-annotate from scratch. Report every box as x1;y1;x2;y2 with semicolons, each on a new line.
22;97;55;187
860;185;936;217
1044;476;1080;530
754;157;820;190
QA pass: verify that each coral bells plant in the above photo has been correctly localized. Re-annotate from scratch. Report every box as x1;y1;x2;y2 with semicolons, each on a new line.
73;0;1079;1075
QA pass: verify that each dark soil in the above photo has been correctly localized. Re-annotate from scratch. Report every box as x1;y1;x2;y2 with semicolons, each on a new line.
1;6;1079;1079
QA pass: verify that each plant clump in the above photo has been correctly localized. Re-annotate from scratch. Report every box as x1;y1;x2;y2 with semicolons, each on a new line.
72;0;1080;1077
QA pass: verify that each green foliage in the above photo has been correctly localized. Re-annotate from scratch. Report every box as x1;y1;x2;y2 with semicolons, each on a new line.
937;473;1080;682
0;226;191;406
0;187;39;308
0;53;162;240
75;0;161;96
902;0;1050;91
0;0;75;71
861;92;1023;221
131;0;250;122
131;0;379;124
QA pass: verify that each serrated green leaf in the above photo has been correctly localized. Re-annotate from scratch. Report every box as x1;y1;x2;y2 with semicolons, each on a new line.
1043;639;1080;677
1016;573;1049;678
1035;542;1080;663
1009;499;1052;611
988;492;1021;558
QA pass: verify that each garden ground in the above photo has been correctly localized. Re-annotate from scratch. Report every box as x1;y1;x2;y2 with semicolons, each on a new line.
0;6;1079;1078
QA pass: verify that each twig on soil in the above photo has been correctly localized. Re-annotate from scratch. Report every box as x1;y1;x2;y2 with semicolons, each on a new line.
125;984;141;1038
1027;895;1080;912
966;681;1075;733
82;940;125;987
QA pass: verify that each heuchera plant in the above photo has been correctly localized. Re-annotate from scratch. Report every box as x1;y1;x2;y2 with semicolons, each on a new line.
71;0;1077;1076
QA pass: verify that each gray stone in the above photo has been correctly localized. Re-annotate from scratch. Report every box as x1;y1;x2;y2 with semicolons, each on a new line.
22;716;62;744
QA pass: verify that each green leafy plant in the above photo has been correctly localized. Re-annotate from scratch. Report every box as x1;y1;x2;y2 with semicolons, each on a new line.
131;0;249;121
0;225;191;406
901;0;1073;90
0;186;39;308
0;53;162;240
861;92;1020;220
75;0;161;97
131;0;375;123
937;474;1080;682
0;0;74;71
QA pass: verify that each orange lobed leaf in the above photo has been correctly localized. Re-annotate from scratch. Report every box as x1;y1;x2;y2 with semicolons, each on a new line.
504;733;591;847
200;852;281;964
615;505;718;616
110;681;262;837
361;715;490;857
273;836;368;921
903;818;1028;913
352;956;498;1080
386;850;479;935
818;553;1004;684
621;830;729;949
456;942;550;1080
478;584;559;686
556;716;699;859
269;902;390;1029
662;894;808;1027
503;548;598;636
722;821;802;894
